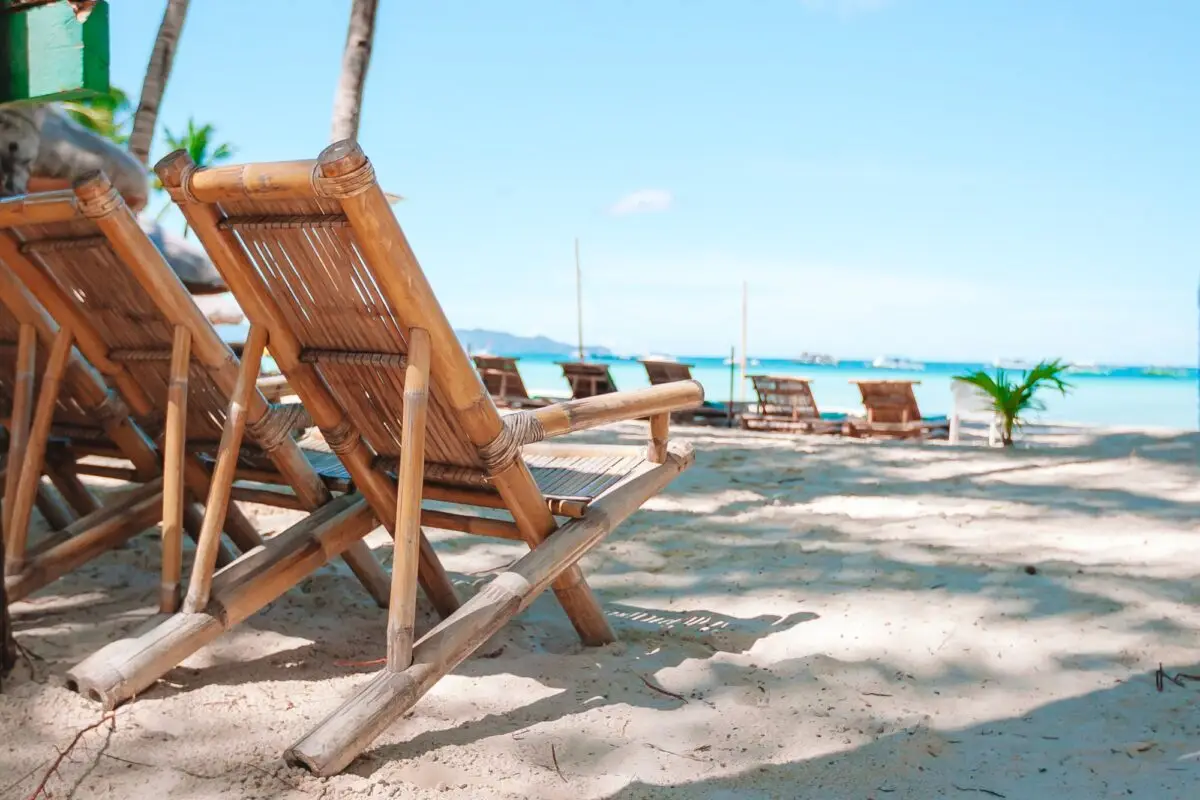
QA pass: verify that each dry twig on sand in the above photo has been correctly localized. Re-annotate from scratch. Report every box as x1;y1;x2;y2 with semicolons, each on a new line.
26;712;116;800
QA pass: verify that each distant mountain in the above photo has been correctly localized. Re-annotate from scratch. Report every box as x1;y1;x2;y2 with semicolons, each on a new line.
455;328;612;358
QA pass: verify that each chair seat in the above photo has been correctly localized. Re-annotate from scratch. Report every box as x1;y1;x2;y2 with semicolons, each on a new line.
214;433;648;519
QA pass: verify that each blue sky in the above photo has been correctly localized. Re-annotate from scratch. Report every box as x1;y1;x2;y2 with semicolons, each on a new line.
109;1;1198;365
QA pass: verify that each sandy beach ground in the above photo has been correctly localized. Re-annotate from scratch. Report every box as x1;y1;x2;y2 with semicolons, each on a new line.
2;422;1198;799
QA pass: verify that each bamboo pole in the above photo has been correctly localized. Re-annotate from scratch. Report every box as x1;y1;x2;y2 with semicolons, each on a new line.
154;152;454;616
161;326;192;613
647;413;669;464
5;328;73;574
66;493;377;709
6;480;164;602
740;282;748;403
728;345;736;428
388;328;431;671
531;381;703;438
43;460;99;518
575;237;584;361
316;141;613;645
183;325;267;614
286;442;695;776
0;191;79;228
3;325;36;544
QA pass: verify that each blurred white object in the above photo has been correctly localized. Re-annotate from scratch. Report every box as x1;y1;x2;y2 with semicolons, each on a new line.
950;381;1000;446
192;293;244;326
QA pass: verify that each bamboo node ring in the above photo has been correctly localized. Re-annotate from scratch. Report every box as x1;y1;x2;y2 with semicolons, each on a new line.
76;183;122;219
313;160;375;199
321;417;360;455
176;163;201;205
246;403;313;452
92;390;130;425
479;412;546;472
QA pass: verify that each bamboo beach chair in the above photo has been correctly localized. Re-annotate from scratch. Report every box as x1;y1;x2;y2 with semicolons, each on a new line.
1;263;182;603
640;359;730;425
473;354;550;408
0;183;392;629
741;374;847;434
558;360;617;398
847;379;949;439
112;142;701;775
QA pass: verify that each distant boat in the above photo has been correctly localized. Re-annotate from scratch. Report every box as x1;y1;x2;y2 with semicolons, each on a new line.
1065;362;1111;376
642;353;677;363
872;355;924;371
793;351;838;366
992;357;1034;370
724;356;761;367
1142;366;1188;378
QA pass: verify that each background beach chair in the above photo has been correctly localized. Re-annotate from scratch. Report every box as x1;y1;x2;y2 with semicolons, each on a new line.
641;359;731;425
558;360;617;398
740;374;846;434
846;379;949;439
0;262;180;603
107;142;703;775
0;181;390;627
473;354;550;408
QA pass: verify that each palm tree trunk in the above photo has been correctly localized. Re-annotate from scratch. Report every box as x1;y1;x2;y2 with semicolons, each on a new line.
128;0;192;165
330;0;380;142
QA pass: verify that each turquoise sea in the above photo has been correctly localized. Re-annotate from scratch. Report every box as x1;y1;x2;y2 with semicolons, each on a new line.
215;322;1197;431
509;354;1199;431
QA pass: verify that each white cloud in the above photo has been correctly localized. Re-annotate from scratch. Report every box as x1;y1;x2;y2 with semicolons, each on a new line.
608;189;673;216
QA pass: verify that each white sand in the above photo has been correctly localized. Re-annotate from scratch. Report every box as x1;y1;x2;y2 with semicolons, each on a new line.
2;423;1198;799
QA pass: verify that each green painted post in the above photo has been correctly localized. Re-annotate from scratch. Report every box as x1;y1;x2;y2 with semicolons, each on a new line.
1;0;110;104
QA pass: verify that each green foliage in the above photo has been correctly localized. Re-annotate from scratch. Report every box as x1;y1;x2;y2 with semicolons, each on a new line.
954;359;1073;446
153;118;235;232
61;85;131;144
162;118;234;170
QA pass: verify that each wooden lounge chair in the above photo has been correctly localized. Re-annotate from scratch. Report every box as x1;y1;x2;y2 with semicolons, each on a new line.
0;182;392;625
1;263;181;602
94;142;701;775
741;374;846;434
846;380;949;439
558;360;617;398
640;359;729;425
473;354;550;408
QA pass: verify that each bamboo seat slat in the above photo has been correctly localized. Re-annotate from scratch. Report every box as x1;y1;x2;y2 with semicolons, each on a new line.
218;214;350;231
19;235;106;254
300;348;407;367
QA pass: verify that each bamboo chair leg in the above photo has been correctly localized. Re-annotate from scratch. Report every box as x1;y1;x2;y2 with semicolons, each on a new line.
648;413;669;464
66;494;376;709
183;325;267;614
44;460;100;518
285;443;695;776
388;328;432;671
161;327;192;613
3;324;36;547
5;479;165;602
182;502;234;568
34;483;75;531
6;328;73;576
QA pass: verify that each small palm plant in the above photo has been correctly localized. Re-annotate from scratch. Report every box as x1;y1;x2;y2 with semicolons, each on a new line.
954;359;1073;446
154;119;235;232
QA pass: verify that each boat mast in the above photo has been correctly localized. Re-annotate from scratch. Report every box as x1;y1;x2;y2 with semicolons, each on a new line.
740;281;748;401
575;237;585;361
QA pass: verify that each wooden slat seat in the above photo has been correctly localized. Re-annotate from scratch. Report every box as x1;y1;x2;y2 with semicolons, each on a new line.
741;374;846;435
847;380;949;440
473;355;551;408
640;359;729;425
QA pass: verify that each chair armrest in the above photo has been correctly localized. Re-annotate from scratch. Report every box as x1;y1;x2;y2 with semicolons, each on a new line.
532;380;704;438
